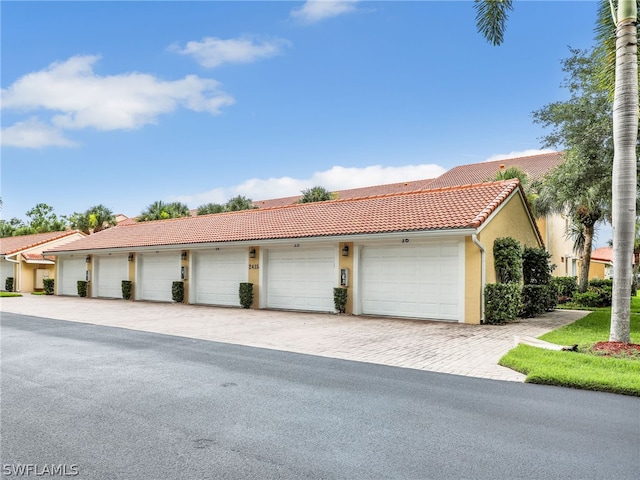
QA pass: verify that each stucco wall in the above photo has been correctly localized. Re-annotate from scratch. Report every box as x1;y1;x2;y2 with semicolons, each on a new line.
465;192;542;324
542;213;574;277
338;242;354;314
589;261;610;280
248;246;260;308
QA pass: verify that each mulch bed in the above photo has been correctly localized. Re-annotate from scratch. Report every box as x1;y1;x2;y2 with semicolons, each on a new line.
590;342;640;359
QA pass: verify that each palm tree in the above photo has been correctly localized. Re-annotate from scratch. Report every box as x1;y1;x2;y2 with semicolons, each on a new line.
298;186;334;203
225;196;256;212
197;203;225;215
138;201;191;222
474;0;637;343
86;204;116;233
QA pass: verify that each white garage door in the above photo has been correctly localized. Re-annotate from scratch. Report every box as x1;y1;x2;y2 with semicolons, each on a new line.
137;252;179;302
1;259;15;289
192;249;247;306
59;256;87;296
265;247;336;312
360;241;463;321
94;255;128;298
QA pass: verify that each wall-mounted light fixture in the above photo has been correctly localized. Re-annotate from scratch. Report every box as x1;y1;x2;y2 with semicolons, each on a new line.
342;245;349;257
128;253;134;262
85;255;91;263
181;251;188;261
249;248;256;259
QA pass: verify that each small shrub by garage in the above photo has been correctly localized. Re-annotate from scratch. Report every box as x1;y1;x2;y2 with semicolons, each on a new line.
333;287;348;314
485;283;521;324
77;280;88;297
121;280;133;300
5;277;14;292
239;282;254;309
43;278;55;295
172;281;184;303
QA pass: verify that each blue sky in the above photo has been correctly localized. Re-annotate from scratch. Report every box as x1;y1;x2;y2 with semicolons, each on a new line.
2;1;601;227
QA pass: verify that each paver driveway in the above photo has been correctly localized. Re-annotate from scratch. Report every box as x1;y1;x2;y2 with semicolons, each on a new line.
0;295;588;382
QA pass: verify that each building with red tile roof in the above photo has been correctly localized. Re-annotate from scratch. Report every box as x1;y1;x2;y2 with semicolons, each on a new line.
46;180;541;324
427;152;564;189
1;230;86;293
254;178;436;209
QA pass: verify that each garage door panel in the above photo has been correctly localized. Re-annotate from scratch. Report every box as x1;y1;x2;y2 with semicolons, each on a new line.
95;256;128;298
193;250;246;306
266;248;335;312
138;253;179;302
361;242;462;321
59;257;86;296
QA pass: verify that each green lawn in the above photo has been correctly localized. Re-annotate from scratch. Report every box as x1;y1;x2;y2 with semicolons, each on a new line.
499;294;640;396
0;292;22;297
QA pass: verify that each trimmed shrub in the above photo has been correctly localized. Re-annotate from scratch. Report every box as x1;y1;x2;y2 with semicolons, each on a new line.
5;277;14;292
543;283;558;311
493;237;523;284
121;280;133;300
334;287;348;314
239;282;254;309
573;286;612;308
43;278;54;295
551;276;578;298
172;281;184;303
521;285;547;318
77;280;88;297
485;283;522;324
589;278;613;289
522;247;554;285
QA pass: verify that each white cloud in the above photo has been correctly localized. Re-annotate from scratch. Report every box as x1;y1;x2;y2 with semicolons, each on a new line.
483;148;556;162
0;117;76;148
171;163;447;206
171;36;290;69
1;55;235;136
290;0;358;24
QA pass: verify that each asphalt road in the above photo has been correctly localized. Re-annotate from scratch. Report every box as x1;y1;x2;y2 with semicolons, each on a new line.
1;312;638;480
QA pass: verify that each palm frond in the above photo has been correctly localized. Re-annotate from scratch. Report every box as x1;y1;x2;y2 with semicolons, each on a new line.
474;0;514;46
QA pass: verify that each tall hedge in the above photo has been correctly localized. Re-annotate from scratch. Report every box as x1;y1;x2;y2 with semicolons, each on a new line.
493;237;523;284
522;247;554;285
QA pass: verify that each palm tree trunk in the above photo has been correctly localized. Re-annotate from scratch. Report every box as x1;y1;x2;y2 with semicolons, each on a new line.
578;225;595;293
610;4;637;343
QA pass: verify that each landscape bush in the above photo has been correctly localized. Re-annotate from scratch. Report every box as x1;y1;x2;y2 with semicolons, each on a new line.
485;283;522;324
239;282;254;309
552;276;578;298
493;237;523;284
521;285;547;318
77;280;88;297
333;287;348;314
5;277;14;292
121;280;133;300
172;281;184;303
43;278;54;295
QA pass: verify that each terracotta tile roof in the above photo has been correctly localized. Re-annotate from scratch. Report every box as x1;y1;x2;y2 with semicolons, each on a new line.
428;152;564;189
22;253;56;262
254;178;436;209
45;181;524;253
591;246;612;262
0;231;84;255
